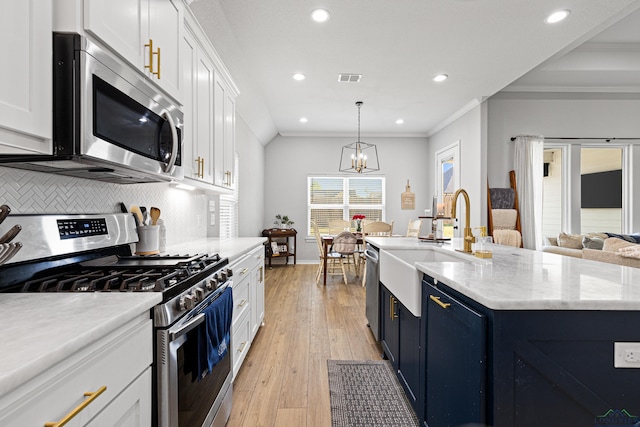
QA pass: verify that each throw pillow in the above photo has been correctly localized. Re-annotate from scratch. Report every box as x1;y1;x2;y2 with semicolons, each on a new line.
582;236;604;250
605;232;640;244
602;237;638;253
557;232;583;249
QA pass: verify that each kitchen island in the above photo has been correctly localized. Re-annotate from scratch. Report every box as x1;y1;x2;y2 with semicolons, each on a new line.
367;236;640;427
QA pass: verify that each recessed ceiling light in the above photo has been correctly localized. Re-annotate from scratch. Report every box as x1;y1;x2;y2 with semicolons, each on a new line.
396;119;404;125
311;9;330;23
300;117;308;123
292;73;306;81
545;9;570;24
433;74;448;82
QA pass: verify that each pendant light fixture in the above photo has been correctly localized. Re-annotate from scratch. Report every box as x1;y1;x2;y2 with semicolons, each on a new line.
339;101;380;173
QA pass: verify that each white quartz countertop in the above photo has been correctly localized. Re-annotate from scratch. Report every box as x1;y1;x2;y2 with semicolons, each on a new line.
163;237;267;263
367;236;640;311
0;293;160;398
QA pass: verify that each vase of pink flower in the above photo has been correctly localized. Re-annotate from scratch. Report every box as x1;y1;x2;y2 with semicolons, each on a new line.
352;214;366;232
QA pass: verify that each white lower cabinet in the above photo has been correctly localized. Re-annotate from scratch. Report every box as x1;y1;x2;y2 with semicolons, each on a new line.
0;316;153;426
229;244;266;379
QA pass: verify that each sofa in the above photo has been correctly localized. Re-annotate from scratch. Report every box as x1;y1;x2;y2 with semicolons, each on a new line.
543;232;640;268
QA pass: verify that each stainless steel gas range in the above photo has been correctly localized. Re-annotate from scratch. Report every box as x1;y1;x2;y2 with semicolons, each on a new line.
0;213;233;427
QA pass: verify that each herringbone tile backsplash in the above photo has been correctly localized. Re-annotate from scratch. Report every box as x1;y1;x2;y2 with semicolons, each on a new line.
0;167;208;247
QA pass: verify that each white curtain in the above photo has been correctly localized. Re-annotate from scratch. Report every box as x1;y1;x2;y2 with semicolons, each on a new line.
514;135;544;250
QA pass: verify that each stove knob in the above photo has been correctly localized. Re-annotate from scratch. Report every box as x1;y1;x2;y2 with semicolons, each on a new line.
207;278;217;290
195;287;205;301
226;268;233;278
220;271;228;282
179;294;195;310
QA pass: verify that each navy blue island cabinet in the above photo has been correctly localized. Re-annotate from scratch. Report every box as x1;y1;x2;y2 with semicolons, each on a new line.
380;283;423;415
422;274;640;427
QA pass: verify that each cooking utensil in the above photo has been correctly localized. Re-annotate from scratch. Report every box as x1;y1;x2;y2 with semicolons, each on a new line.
0;205;10;224
150;207;161;226
0;224;21;244
119;202;128;214
0;242;22;265
129;205;143;227
140;207;148;225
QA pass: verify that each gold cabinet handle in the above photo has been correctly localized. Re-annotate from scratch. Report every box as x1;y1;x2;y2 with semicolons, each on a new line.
237;341;247;353
44;386;107;427
389;295;398;320
430;295;451;309
239;267;249;275
155;46;161;78
238;299;247;307
145;39;154;74
195;157;205;178
224;170;232;186
259;266;263;282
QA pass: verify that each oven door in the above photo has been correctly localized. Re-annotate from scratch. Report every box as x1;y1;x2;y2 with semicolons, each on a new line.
157;287;233;427
79;36;183;180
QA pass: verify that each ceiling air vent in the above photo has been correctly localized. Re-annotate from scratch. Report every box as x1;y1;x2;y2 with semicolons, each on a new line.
338;73;362;83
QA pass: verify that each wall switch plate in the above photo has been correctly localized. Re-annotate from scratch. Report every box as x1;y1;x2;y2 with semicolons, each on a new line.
210;213;216;226
614;342;640;368
209;200;216;212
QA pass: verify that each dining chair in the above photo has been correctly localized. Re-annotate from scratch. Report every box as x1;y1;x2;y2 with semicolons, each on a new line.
311;220;346;284
406;219;423;237
363;221;394;236
331;231;359;283
328;219;351;235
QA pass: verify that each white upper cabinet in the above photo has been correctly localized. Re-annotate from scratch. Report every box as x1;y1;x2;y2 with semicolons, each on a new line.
0;0;52;155
181;24;215;184
84;0;183;101
214;76;236;188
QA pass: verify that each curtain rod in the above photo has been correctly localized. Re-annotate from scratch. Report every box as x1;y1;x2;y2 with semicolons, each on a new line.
509;136;640;142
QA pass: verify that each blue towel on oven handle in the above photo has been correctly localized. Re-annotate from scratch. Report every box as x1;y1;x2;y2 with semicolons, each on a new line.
204;286;233;373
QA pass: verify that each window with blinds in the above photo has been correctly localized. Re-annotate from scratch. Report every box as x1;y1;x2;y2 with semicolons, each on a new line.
308;176;385;235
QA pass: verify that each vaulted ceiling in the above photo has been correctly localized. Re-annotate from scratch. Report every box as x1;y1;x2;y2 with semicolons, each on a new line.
189;0;640;143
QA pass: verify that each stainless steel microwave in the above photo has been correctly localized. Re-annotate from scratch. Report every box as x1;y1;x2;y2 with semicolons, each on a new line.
0;33;183;183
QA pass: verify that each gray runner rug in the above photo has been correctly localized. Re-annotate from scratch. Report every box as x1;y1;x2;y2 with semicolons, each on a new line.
327;359;419;427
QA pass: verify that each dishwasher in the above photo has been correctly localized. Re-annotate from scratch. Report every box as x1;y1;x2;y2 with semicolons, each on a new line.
364;243;380;341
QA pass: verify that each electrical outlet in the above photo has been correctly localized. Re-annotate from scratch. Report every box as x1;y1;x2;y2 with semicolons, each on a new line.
210;213;216;226
614;342;640;368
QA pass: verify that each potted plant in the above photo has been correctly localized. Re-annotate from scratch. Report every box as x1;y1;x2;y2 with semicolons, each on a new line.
274;214;294;229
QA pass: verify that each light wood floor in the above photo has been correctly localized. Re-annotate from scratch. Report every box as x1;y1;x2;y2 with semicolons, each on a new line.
227;263;383;427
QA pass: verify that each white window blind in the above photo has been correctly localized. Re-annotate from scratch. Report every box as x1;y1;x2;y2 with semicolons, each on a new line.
220;154;239;239
308;176;385;235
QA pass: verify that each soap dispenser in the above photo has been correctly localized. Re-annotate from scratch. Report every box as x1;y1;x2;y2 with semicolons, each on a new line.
474;226;493;259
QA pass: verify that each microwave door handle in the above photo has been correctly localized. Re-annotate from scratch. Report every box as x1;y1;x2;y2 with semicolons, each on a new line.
161;111;179;174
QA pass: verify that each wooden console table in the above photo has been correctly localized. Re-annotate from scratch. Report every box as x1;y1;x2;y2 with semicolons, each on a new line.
261;228;297;268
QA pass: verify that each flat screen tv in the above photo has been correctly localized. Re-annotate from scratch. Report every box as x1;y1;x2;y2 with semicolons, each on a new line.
581;169;622;208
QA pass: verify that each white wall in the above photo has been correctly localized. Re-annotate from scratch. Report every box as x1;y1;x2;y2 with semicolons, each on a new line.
264;135;429;262
427;104;485;229
236;116;265;237
487;93;640;232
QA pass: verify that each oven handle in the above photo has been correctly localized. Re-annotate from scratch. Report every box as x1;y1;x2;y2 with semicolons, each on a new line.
170;313;204;341
169;282;230;341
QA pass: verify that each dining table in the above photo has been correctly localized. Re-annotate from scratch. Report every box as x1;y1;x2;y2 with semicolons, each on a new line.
321;233;364;285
